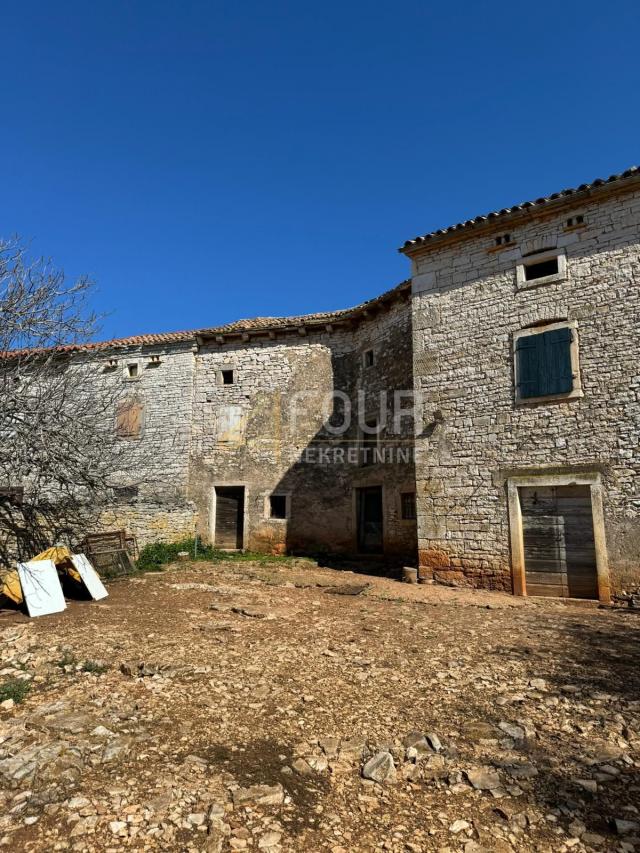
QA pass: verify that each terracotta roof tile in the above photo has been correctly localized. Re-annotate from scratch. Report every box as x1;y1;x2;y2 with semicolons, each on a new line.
4;280;410;358
400;166;640;252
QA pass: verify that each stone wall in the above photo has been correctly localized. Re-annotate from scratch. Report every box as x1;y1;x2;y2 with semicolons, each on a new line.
189;295;416;562
8;175;637;595
94;343;198;547
5;293;415;565
409;188;640;592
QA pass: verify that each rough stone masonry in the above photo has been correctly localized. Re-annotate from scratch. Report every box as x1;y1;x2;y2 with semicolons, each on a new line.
402;167;640;599
7;166;640;601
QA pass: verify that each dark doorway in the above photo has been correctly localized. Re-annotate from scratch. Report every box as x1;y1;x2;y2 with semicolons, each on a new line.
214;486;244;550
520;485;598;599
356;486;383;554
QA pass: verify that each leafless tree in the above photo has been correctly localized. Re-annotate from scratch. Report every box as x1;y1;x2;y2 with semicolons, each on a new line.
0;237;162;567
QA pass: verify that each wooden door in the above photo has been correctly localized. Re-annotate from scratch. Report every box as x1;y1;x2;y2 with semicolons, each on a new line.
520;485;598;599
214;487;244;550
356;486;383;554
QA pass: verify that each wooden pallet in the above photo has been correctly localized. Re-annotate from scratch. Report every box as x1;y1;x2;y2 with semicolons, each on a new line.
82;530;138;578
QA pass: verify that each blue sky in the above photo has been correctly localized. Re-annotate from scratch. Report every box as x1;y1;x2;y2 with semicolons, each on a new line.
1;1;638;340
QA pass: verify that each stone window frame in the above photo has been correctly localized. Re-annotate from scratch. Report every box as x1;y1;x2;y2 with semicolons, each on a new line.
123;359;142;381
113;485;140;502
507;471;610;603
216;367;236;386
214;404;246;447
487;232;517;253
264;492;290;521
564;213;586;232
513;319;583;406
362;348;375;368
516;248;567;291
115;397;145;440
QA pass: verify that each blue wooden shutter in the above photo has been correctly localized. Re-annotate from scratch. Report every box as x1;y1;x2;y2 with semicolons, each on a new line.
517;327;574;399
516;333;544;398
543;327;573;395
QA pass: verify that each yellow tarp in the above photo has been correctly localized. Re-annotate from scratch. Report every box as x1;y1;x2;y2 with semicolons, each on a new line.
31;546;82;583
31;545;72;563
1;570;22;605
1;546;82;606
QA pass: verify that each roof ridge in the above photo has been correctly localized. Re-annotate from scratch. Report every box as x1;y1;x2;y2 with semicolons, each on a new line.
400;165;640;252
3;279;410;358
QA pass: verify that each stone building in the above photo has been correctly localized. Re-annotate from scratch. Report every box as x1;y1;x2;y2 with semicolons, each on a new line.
403;166;640;601
7;166;640;600
86;282;417;566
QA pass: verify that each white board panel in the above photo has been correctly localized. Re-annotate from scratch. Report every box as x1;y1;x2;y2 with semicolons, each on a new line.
17;560;66;618
71;553;108;601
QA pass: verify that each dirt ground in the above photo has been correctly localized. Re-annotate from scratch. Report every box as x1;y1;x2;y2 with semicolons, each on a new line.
1;557;639;853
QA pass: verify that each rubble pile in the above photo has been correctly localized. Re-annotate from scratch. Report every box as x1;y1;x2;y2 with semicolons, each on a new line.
613;589;640;610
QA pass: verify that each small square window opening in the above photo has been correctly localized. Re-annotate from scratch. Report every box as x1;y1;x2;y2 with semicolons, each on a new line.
221;369;234;385
127;363;139;379
269;494;287;519
524;257;559;281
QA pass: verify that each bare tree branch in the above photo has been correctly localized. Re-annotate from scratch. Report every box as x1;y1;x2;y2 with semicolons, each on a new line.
0;237;170;567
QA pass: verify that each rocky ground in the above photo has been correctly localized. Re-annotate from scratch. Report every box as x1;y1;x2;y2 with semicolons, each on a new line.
1;557;639;853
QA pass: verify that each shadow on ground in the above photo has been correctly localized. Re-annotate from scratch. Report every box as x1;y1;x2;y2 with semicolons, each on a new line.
460;610;640;842
202;739;329;835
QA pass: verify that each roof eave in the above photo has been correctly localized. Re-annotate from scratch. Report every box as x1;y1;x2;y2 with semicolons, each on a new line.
198;280;411;343
399;168;640;258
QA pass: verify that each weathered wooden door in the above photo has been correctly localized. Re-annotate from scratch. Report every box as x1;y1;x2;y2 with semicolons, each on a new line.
520;485;598;599
356;486;383;554
214;487;244;550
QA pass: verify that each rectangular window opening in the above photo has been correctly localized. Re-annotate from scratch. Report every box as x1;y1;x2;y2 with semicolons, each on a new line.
114;485;139;501
221;369;234;385
524;257;559;281
269;494;287;519
515;325;576;401
116;400;144;438
127;363;139;379
363;349;375;368
401;492;416;521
